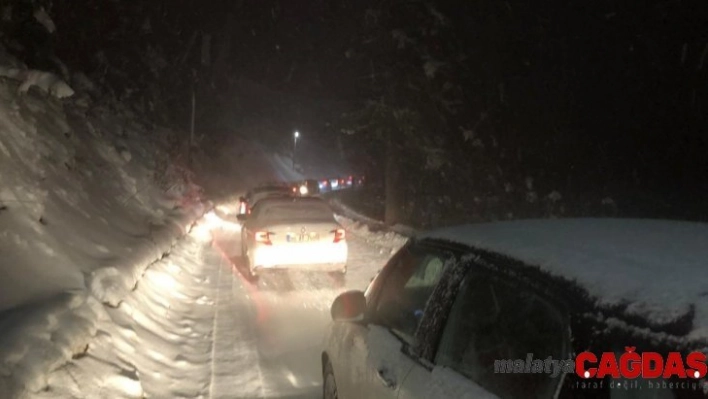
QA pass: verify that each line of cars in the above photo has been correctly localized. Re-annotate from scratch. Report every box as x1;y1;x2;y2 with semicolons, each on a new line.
292;175;366;196
317;175;365;194
237;176;364;216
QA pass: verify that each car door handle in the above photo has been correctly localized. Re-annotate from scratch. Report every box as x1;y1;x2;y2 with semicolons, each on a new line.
376;368;396;389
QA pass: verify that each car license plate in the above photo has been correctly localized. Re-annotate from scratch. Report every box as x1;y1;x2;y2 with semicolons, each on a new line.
287;233;320;242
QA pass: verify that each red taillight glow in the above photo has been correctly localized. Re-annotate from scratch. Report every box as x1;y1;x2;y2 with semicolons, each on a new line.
255;231;272;245
333;228;346;243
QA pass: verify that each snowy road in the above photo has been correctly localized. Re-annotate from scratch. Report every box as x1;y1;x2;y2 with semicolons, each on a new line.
34;209;406;399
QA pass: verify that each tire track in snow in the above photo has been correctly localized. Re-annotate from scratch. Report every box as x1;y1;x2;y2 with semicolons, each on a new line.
208;247;265;399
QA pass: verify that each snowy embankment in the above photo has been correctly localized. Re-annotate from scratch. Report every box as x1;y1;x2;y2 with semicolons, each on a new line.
327;196;415;254
0;65;206;396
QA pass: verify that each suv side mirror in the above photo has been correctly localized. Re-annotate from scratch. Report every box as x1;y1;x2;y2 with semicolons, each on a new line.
331;290;366;322
236;214;248;222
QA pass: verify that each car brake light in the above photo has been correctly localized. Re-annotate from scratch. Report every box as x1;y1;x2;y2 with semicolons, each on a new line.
255;231;272;245
332;228;346;243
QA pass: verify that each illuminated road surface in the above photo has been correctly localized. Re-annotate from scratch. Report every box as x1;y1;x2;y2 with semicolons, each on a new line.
206;212;399;399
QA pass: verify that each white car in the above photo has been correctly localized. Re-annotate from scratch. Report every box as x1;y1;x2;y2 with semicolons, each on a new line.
322;219;708;399
238;197;348;279
240;185;294;214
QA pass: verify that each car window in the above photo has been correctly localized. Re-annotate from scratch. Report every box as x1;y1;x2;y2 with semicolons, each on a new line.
435;270;569;399
364;247;408;304
259;203;334;221
371;245;451;344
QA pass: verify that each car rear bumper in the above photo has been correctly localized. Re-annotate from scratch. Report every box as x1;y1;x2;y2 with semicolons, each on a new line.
252;242;348;272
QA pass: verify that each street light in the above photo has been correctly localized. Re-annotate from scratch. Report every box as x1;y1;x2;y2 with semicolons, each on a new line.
292;131;300;169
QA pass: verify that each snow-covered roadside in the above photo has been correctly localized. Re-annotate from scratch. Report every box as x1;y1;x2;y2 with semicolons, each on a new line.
0;62;206;396
327;195;417;237
28;223;220;399
326;196;412;258
335;214;409;256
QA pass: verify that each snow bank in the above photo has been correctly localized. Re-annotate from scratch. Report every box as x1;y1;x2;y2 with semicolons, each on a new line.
0;59;206;396
335;214;409;255
328;196;417;238
324;196;411;279
0;67;74;99
330;195;410;267
0;292;102;397
34;227;220;399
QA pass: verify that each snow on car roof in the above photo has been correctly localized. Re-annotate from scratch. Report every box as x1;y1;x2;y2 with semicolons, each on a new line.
421;218;708;340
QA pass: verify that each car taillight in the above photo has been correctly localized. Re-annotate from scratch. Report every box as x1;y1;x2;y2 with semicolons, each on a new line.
255;231;272;245
332;228;346;243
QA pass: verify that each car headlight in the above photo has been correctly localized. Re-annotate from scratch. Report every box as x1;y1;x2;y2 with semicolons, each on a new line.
299;185;308;195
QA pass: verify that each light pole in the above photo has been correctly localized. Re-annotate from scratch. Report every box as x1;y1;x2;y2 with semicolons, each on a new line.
293;130;300;169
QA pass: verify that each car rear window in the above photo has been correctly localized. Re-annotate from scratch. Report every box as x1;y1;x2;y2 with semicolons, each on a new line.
259;203;334;221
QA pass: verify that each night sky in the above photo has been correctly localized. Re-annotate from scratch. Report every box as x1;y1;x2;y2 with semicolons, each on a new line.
4;0;708;223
